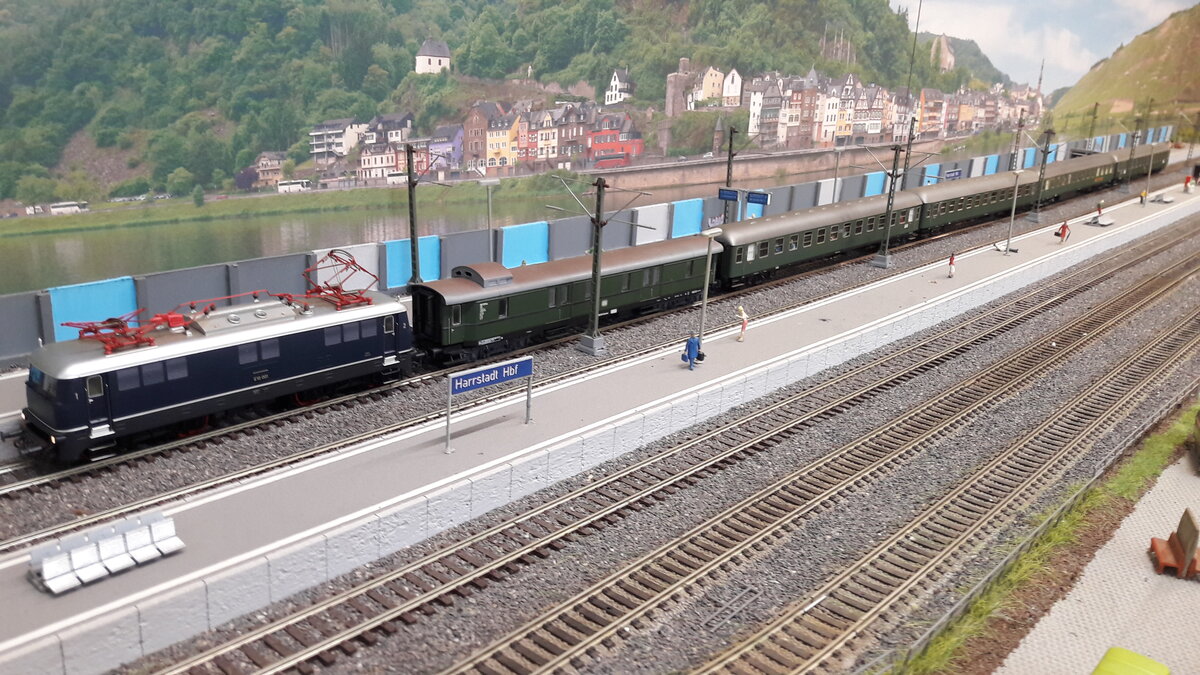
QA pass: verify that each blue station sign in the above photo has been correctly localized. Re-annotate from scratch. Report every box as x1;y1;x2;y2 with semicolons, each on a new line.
718;188;739;202
944;169;963;180
746;191;771;205
450;356;534;395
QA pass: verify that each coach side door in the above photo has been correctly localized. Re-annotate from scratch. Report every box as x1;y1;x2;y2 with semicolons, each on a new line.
85;375;113;437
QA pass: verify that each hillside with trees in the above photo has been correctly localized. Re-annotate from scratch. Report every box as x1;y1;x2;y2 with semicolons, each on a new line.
1052;4;1200;124
0;0;999;204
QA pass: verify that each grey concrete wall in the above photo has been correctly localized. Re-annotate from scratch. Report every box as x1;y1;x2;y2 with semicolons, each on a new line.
134;265;231;316
702;197;726;227
601;220;634;250
792;182;819;209
0;292;41;363
228;254;310;297
840;174;866;200
548;215;592;260
441;230;491;273
763;187;792;216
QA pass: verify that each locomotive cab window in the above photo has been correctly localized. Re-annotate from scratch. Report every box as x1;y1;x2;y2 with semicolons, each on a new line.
86;376;103;398
384;315;396;334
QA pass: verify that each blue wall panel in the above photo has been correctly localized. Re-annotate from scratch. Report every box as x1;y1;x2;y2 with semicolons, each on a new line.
863;172;886;196
1118;133;1127;149
670;199;703;238
1022;148;1036;168
743;200;764;219
1047;144;1058;163
1146;128;1156;143
923;163;940;185
984;155;999;175
500;221;549;268
1094;136;1106;151
385;236;441;288
49;277;137;342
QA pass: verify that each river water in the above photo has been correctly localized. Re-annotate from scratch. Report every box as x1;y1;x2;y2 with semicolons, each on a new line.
0;140;1011;296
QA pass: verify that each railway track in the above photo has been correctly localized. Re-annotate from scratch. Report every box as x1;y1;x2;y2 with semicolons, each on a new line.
151;226;1200;674
702;314;1200;674
442;256;1200;675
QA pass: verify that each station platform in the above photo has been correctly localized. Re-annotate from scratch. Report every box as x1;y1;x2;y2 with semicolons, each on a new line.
1;183;1199;675
997;454;1200;674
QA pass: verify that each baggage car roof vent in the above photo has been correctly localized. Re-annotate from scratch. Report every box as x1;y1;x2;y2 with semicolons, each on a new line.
451;263;513;288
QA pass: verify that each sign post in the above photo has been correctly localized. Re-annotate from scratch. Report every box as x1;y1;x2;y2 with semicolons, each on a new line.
445;356;534;453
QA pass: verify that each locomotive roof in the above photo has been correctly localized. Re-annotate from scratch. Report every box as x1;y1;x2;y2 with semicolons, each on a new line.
30;290;407;379
716;191;923;246
411;235;721;305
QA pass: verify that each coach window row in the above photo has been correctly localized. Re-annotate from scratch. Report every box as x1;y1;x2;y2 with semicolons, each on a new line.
114;357;190;392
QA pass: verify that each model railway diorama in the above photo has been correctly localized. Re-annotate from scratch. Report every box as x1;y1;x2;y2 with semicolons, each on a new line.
20;144;1170;461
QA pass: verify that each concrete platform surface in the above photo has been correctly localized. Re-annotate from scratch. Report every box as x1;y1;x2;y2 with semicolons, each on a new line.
997;456;1200;674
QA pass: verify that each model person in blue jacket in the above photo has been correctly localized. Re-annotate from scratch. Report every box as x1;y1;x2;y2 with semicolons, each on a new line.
683;333;700;370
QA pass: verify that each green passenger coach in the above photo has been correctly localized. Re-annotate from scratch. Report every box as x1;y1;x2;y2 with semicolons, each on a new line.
410;235;722;363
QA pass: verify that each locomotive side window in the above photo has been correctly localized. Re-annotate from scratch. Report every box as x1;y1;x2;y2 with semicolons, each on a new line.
384;315;395;334
166;358;188;381
343;322;360;342
116;367;140;391
238;344;258;364
803;232;813;247
86;376;104;398
757;241;769;257
324;326;341;346
620;274;631;292
261;339;280;360
361;320;377;338
497;299;509;319
548;288;558;308
141;362;165;386
788;234;799;251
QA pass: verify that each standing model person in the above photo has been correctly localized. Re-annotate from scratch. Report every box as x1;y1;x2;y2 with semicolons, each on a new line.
735;306;749;342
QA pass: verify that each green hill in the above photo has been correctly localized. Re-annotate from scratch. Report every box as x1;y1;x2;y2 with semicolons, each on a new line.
1053;4;1200;124
0;0;984;204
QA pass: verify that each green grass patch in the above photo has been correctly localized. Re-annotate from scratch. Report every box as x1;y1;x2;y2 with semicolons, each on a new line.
900;402;1199;675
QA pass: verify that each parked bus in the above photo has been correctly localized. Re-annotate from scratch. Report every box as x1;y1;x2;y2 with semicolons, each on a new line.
48;201;89;215
277;179;313;193
386;170;406;185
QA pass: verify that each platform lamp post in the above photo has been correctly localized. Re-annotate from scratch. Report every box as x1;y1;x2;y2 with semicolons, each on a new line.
1141;99;1156;204
1125;116;1142;193
696;227;723;350
1005;170;1024;255
479;178;500;261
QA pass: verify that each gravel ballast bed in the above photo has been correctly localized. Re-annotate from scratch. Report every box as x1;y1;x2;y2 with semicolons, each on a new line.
117;212;1200;673
2;170;1189;542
